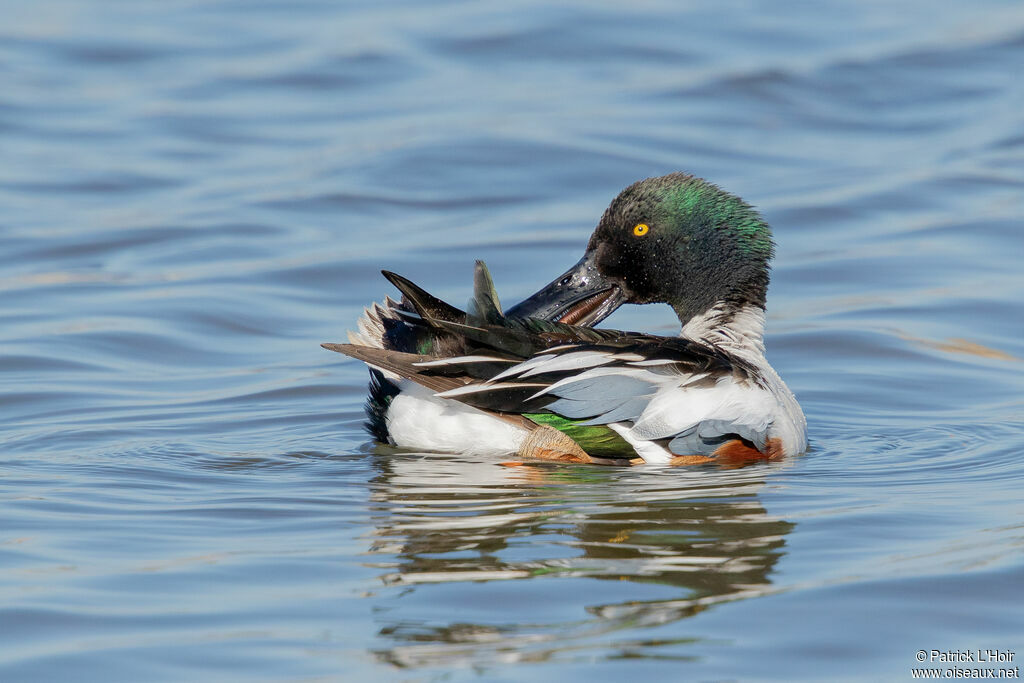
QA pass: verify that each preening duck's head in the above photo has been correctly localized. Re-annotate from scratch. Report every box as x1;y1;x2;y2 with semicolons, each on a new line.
508;172;775;327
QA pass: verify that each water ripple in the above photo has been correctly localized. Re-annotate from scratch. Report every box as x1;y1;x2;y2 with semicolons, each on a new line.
2;1;1024;679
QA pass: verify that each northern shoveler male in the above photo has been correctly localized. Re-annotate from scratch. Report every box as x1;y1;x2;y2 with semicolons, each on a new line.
324;173;807;466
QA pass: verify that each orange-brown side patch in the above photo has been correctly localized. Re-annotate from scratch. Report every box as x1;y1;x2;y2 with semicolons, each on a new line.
709;437;785;468
668;454;716;466
517;425;594;464
531;448;592;464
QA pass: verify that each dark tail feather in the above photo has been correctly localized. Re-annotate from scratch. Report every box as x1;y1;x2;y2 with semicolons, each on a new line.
365;368;400;443
381;270;464;323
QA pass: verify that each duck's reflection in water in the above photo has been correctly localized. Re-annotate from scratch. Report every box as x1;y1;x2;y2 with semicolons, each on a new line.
363;451;794;668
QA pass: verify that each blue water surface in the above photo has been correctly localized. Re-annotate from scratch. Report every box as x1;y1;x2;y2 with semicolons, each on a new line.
2;1;1023;680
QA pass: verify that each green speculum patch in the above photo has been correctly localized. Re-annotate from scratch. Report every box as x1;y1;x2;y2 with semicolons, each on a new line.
523;412;636;458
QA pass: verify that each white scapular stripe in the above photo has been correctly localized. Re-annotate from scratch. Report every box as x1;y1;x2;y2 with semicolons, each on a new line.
489;354;557;380
413;355;517;367
626;358;678;367
516;350;620;378
493;350;648;382
434;381;547;399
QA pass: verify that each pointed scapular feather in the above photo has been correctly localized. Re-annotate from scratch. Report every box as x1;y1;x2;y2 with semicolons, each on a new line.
489;350;620;382
542;343;578;353
435;381;548;399
413;355;517;367
467;260;504;326
323;344;457;390
432;318;539;358
436;382;556;414
517;350;620;378
490;354;557;381
512;317;625;343
626;358;679;367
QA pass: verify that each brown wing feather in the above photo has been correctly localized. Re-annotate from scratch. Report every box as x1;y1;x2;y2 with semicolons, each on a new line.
321;343;537;431
322;343;469;393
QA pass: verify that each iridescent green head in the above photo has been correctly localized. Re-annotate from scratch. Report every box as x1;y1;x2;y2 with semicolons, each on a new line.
508;173;775;327
590;172;774;321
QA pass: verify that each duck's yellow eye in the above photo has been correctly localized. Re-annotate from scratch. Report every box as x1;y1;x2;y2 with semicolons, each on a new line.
633;223;650;237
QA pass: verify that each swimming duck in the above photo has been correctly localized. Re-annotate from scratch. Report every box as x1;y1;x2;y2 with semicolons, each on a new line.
324;172;807;466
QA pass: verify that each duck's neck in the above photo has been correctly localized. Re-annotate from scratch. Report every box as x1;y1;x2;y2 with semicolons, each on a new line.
679;303;766;359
